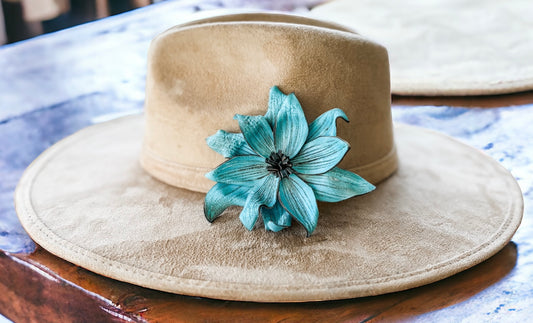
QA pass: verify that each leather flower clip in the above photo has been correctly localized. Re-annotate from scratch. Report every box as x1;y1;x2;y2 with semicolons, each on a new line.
204;86;375;236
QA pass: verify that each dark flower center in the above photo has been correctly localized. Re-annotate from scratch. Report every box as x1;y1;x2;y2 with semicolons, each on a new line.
266;150;293;178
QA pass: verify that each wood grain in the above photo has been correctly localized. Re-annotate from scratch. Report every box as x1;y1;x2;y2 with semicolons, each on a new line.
0;243;517;322
392;90;533;108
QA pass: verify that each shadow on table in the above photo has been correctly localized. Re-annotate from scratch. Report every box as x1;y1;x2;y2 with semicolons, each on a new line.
393;90;533;108
0;242;517;322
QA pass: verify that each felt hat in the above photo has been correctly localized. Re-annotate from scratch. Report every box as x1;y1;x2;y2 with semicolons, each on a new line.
15;13;522;302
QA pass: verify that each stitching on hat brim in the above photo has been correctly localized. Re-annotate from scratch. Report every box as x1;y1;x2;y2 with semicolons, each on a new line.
14;116;523;302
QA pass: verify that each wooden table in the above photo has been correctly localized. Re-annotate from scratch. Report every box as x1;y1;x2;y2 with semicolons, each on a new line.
1;1;532;322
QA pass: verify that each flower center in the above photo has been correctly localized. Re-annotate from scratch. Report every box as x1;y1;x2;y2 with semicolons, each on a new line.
266;151;293;178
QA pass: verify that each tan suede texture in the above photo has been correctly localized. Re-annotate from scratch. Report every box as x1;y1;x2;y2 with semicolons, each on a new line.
15;115;523;302
312;0;533;95
141;15;396;193
178;12;356;33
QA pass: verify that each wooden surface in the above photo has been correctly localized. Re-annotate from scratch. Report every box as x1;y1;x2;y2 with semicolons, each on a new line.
0;244;519;322
1;1;532;322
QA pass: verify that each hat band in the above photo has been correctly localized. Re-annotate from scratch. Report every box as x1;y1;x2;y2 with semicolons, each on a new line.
140;144;398;193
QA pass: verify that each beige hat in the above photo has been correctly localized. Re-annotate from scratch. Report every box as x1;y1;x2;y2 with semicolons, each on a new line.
311;0;533;96
15;13;522;302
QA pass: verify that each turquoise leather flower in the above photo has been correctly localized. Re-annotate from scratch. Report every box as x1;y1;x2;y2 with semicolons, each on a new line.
205;86;375;235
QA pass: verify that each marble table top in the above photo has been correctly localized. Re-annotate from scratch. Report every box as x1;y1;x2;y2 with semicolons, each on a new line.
0;1;532;321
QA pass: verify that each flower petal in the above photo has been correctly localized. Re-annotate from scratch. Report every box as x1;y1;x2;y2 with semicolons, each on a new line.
264;86;288;128
206;155;268;186
307;108;349;141
292;136;349;175
234;114;275;158
299;167;375;202
274;93;308;158
206;130;255;158
204;183;249;222
239;174;280;230
261;201;291;232
279;174;318;236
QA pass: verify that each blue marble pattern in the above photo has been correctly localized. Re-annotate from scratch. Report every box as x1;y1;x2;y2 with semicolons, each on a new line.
0;1;532;321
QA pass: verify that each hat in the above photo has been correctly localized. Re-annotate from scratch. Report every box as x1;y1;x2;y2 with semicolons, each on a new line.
311;0;533;96
15;13;522;302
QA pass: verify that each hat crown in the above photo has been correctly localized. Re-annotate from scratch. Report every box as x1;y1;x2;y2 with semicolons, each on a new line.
141;13;397;193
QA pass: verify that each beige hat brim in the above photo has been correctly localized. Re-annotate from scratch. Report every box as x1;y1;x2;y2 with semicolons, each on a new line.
311;0;533;96
15;114;522;302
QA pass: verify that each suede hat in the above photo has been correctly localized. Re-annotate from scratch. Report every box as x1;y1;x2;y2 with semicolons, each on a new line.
15;13;523;302
311;0;533;96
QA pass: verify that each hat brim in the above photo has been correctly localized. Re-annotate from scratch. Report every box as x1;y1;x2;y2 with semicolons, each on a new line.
311;0;533;96
15;114;522;302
